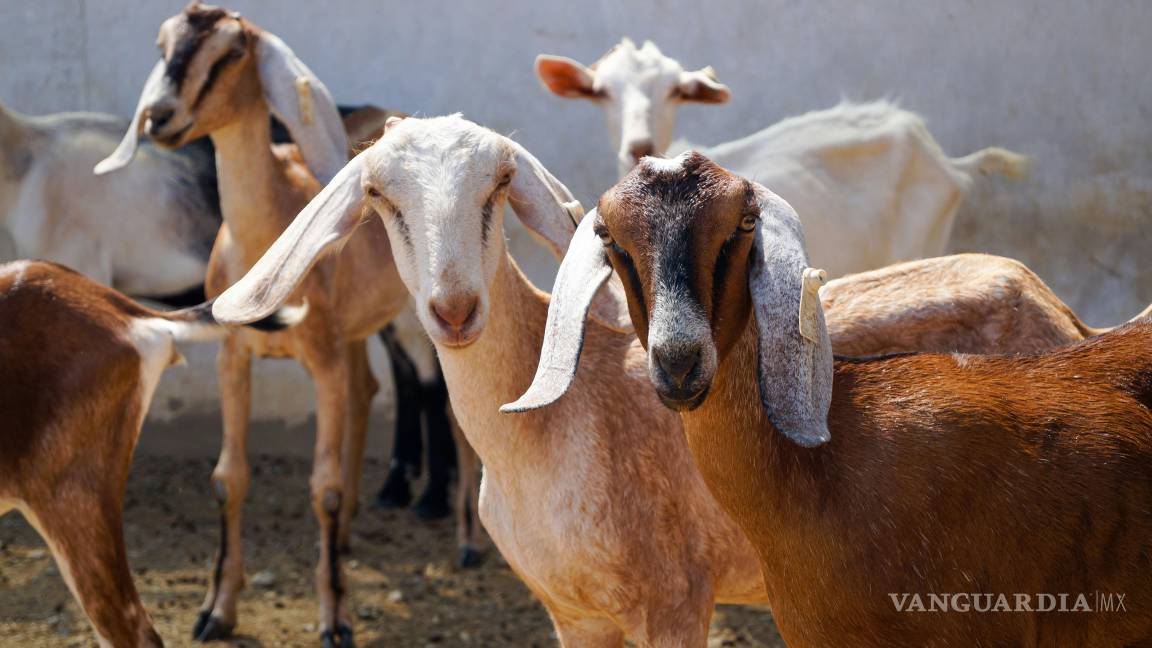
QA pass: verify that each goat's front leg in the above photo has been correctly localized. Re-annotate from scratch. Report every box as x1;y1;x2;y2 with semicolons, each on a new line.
193;333;251;641
338;339;377;551
452;413;484;568
302;339;356;647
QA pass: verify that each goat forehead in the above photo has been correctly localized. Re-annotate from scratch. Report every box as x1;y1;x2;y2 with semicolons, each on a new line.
597;45;681;85
160;7;237;84
605;152;747;256
365;118;510;201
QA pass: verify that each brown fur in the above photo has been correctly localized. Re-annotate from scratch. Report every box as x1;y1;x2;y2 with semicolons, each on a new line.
147;6;410;640
0;261;223;647
598;157;1152;646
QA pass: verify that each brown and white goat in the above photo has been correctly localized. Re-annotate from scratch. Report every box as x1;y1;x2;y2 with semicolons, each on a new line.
0;260;300;648
512;152;1152;646
95;5;412;644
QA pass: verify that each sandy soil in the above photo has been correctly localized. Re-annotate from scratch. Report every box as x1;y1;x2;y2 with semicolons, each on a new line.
0;419;785;647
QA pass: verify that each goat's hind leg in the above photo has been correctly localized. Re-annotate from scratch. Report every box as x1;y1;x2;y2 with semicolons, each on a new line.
25;485;162;648
194;334;252;641
338;339;377;552
373;325;422;509
302;340;356;647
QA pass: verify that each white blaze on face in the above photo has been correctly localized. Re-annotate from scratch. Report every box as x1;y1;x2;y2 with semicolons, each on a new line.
536;39;731;179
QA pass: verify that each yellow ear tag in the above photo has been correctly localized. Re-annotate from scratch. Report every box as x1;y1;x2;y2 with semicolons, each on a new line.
295;76;315;125
798;267;827;344
562;200;585;226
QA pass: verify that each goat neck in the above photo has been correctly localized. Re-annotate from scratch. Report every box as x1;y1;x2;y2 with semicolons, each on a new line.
210;97;315;258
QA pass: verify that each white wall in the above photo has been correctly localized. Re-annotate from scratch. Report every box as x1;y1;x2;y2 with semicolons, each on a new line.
2;0;1150;418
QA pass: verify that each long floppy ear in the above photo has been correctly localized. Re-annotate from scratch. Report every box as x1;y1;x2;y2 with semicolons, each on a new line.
677;66;731;104
501;210;612;413
213;154;366;324
750;186;833;447
535;55;600;99
256;31;348;183
504;137;631;333
94;60;166;175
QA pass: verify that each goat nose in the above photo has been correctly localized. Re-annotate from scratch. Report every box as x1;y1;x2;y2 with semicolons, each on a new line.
148;105;175;131
629;140;655;162
656;347;700;387
430;294;479;330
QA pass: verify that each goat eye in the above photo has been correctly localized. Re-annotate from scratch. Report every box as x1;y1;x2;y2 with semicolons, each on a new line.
595;227;614;246
738;213;758;232
365;186;382;199
497;174;512;188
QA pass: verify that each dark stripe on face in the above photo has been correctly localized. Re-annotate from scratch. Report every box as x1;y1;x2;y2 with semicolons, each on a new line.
611;243;648;319
164;8;230;88
193;47;242;107
393;210;413;249
481;197;494;245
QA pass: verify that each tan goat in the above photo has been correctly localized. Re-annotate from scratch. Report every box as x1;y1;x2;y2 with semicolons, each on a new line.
96;5;408;644
0;260;301;648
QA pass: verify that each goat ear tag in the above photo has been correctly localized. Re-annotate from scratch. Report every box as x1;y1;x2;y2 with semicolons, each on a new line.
798;268;827;344
294;76;315;125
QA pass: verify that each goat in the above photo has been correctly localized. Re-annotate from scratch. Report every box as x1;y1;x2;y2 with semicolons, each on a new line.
95;5;414;644
537;40;1029;277
0;259;301;648
0;99;220;302
512;152;1152;647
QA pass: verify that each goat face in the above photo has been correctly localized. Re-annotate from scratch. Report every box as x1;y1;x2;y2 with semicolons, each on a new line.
359;117;512;347
537;39;730;179
213;115;606;350
146;5;256;147
594;153;758;409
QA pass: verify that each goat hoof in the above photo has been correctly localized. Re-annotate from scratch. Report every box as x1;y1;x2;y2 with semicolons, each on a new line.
192;612;235;642
413;488;450;520
372;471;411;509
457;545;484;569
320;623;355;648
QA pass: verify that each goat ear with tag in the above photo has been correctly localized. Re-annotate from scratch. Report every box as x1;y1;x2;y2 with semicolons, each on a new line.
255;31;348;184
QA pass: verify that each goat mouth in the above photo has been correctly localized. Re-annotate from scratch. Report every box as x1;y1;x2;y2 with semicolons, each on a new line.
432;325;482;349
152;122;194;147
656;385;710;412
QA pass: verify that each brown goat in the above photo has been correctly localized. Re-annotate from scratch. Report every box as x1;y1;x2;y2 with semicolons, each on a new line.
0;260;300;648
95;5;409;644
513;153;1152;646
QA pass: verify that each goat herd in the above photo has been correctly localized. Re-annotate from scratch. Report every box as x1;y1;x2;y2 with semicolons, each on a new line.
1;3;1150;648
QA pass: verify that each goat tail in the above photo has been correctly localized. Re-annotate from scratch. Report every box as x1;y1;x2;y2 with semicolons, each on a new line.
1078;301;1152;338
155;298;309;343
951;147;1031;180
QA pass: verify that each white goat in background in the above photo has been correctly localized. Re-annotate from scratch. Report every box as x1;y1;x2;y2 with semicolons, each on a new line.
536;39;1030;278
0;100;219;300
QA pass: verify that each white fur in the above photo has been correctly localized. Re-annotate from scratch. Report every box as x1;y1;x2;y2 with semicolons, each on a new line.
1;105;214;295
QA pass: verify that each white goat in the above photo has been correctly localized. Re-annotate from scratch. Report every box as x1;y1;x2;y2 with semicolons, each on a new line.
0;100;219;299
536;39;1029;277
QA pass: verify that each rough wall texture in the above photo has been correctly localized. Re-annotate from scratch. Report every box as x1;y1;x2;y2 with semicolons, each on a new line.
1;0;1149;420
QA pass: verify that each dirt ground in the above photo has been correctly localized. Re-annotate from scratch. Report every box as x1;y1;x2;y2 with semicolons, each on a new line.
0;417;785;647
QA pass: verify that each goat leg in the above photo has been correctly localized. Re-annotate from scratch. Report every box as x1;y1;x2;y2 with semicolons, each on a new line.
25;485;163;648
194;334;252;641
338;339;377;552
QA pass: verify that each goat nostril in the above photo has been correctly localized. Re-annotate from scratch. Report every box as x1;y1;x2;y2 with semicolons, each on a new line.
431;295;479;331
657;349;699;387
629;140;655;161
149;106;175;131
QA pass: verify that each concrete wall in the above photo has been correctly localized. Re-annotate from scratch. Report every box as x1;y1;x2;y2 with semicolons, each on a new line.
2;0;1150;420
